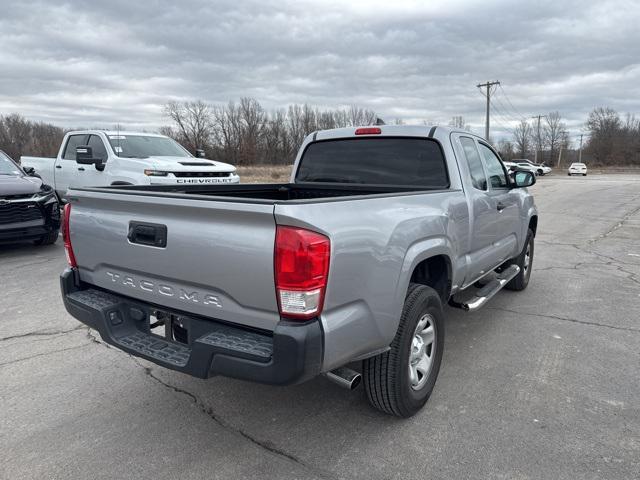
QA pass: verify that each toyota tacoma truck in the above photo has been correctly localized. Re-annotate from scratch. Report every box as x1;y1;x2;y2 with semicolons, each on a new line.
22;130;240;201
0;149;60;245
60;125;538;417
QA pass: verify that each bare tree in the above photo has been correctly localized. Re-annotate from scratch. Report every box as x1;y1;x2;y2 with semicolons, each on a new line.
544;111;566;164
448;116;470;131
585;107;622;164
496;139;515;161
348;105;376;126
163;101;213;154
513;120;532;159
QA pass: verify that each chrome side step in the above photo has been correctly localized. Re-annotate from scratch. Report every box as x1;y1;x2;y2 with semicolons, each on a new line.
449;265;520;312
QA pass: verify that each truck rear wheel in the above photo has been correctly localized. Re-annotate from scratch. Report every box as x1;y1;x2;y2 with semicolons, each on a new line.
362;284;444;417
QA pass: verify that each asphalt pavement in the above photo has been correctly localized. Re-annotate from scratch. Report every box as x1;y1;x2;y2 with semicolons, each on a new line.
1;174;639;479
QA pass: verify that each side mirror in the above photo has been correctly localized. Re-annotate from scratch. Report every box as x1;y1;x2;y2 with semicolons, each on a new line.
195;149;206;158
23;166;36;176
76;146;97;164
76;146;105;171
512;170;535;188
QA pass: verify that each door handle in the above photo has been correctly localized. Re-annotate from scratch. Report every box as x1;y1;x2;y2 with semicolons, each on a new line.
78;167;85;171
497;202;507;212
55;165;62;169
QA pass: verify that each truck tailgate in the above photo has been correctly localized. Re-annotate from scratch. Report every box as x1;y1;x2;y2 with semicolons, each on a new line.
68;189;280;331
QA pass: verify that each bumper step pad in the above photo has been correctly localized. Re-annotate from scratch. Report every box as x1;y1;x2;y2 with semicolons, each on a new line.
67;289;119;310
198;326;273;362
119;331;191;367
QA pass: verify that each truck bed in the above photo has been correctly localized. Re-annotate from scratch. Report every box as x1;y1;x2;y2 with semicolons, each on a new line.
72;182;441;203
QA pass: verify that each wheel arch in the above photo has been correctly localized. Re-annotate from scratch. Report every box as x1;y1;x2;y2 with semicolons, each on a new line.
396;236;455;304
529;215;538;236
409;254;452;303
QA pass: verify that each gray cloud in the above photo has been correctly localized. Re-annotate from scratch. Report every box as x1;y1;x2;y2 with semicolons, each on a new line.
1;0;639;142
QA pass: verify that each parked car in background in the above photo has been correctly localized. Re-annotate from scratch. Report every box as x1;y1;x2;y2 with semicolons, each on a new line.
515;159;552;176
502;161;539;176
0;149;60;245
568;163;588;176
509;161;540;176
22;131;240;201
60;125;538;417
503;161;518;171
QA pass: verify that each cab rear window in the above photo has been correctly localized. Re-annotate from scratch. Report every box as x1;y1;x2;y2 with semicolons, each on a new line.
295;137;449;188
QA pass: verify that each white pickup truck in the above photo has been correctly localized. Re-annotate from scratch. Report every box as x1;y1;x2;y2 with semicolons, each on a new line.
22;130;240;200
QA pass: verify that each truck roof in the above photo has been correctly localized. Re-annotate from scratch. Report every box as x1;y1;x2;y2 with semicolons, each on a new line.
312;125;483;143
64;130;166;138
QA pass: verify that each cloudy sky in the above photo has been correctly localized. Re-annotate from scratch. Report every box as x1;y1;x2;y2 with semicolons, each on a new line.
1;0;639;142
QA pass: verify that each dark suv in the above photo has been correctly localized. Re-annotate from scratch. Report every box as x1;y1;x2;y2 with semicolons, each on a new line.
0;149;60;245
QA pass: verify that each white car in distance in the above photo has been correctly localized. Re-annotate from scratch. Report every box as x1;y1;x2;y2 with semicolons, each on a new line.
568;163;588;176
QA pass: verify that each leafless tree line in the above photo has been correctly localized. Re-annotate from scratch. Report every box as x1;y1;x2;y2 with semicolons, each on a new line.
495;108;640;166
1;103;637;168
161;98;377;165
584;107;640;165
495;111;570;164
0;113;65;161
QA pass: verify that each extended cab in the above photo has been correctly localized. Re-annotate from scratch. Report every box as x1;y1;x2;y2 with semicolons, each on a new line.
22;131;239;200
60;126;538;417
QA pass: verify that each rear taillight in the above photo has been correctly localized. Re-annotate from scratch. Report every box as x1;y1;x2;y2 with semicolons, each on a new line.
274;226;330;320
63;203;77;268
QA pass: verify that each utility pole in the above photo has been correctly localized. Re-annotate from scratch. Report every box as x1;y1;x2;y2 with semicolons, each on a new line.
557;143;564;168
578;134;584;163
531;115;546;163
477;80;500;140
557;130;569;168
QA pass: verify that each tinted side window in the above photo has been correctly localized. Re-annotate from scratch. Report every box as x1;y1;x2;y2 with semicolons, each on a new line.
63;135;89;160
296;138;449;188
460;137;487;190
479;143;508;188
88;135;108;161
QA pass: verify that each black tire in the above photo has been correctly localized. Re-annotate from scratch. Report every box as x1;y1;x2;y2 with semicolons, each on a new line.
567;173;571;176
363;284;445;417
583;173;587;176
34;229;59;246
504;228;534;291
537;169;543;176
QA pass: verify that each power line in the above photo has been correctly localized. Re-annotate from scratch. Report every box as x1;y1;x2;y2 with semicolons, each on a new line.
491;100;521;128
497;84;528;122
475;87;517;138
492;96;521;123
488;103;516;136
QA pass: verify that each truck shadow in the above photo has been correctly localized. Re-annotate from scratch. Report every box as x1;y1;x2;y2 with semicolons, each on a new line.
138;304;502;470
0;240;61;256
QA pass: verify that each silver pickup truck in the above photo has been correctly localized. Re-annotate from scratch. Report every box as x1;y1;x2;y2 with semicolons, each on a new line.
61;125;538;417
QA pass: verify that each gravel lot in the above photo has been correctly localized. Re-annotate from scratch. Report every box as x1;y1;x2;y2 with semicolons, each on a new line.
1;174;639;480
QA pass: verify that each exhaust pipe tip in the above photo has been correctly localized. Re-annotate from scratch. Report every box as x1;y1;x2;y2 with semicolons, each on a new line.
324;367;362;390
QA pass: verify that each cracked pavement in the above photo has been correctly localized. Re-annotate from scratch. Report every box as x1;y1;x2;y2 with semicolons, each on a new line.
1;174;639;479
